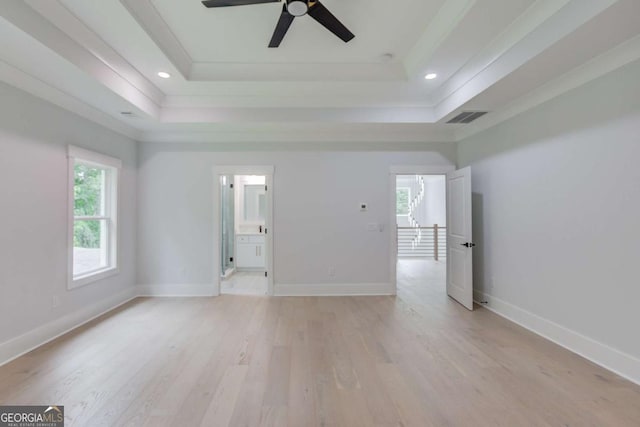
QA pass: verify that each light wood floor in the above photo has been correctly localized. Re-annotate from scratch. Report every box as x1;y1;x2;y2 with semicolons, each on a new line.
1;260;639;426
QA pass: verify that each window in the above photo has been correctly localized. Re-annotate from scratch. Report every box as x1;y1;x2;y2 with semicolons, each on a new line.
396;187;411;215
68;146;121;288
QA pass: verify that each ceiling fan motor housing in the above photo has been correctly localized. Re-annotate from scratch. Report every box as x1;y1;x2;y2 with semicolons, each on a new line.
287;0;309;16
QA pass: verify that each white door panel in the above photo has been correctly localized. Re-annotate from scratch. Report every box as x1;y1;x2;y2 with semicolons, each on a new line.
447;167;474;310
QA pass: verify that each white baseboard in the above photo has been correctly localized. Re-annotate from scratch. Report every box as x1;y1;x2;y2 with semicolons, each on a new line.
136;283;217;297
0;287;137;367
274;282;395;297
474;291;640;386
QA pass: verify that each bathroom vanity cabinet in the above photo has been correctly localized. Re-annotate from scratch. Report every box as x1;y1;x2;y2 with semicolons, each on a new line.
235;234;265;268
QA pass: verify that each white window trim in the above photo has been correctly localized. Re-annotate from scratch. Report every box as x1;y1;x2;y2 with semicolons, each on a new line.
67;145;121;290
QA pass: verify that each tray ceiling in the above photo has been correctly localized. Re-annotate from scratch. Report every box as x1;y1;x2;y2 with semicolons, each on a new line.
0;0;638;143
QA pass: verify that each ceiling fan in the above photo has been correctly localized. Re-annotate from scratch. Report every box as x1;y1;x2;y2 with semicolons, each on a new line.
201;0;355;48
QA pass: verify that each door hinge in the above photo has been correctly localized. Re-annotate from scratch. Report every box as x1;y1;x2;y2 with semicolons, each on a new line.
264;228;268;234
230;183;234;189
230;257;233;262
265;185;268;191
265;271;268;277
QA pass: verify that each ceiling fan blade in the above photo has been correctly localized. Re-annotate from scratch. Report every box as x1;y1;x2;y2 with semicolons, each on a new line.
202;0;279;8
269;5;295;48
307;1;354;43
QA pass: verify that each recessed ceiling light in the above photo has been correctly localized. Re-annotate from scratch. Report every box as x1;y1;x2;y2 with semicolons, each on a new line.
425;73;437;80
157;71;171;79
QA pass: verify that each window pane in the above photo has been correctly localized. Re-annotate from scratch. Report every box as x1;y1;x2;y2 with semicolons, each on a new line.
397;188;410;215
74;163;106;216
73;219;108;276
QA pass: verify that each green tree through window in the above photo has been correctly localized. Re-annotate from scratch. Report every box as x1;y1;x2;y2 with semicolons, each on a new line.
74;164;105;248
396;188;410;215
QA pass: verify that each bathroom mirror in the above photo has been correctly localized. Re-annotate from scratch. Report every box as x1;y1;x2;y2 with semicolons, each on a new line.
244;184;266;222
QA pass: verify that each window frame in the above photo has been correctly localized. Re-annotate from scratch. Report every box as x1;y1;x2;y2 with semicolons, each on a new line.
67;145;121;289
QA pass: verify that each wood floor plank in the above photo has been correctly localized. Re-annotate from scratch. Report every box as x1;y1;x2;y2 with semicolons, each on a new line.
227;298;281;427
287;324;316;427
199;364;249;427
262;346;291;406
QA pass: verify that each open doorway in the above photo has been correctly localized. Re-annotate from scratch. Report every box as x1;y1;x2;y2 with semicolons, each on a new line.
214;166;274;296
219;175;268;295
394;174;447;298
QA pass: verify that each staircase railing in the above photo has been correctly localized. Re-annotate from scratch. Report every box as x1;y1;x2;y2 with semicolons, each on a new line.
397;225;447;260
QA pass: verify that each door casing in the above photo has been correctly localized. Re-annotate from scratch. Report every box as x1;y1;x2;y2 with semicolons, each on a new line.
388;165;455;294
213;165;275;296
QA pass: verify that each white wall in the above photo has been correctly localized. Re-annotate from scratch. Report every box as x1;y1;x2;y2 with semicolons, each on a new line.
0;82;137;358
458;59;640;382
137;146;455;291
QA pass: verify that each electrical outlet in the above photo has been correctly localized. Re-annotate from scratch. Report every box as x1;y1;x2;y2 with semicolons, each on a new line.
328;267;336;278
52;295;60;308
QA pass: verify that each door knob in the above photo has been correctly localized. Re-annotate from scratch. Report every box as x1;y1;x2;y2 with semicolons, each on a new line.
461;242;476;248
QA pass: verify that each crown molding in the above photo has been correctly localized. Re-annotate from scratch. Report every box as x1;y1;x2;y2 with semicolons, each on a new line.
454;35;640;142
25;0;164;105
119;0;192;78
433;0;618;121
137;123;456;144
0;0;163;117
429;0;572;107
160;106;435;124
0;58;140;140
403;0;475;79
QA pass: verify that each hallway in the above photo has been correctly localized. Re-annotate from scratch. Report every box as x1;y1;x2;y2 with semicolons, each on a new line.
396;258;447;303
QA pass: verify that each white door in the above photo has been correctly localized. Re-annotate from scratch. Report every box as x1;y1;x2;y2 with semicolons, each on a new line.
447;167;474;310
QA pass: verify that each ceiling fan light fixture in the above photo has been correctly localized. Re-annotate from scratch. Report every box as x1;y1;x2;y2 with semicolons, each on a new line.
424;73;438;80
287;0;308;16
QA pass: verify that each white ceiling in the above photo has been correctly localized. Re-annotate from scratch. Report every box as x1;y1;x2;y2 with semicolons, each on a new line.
0;0;639;143
148;0;445;63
